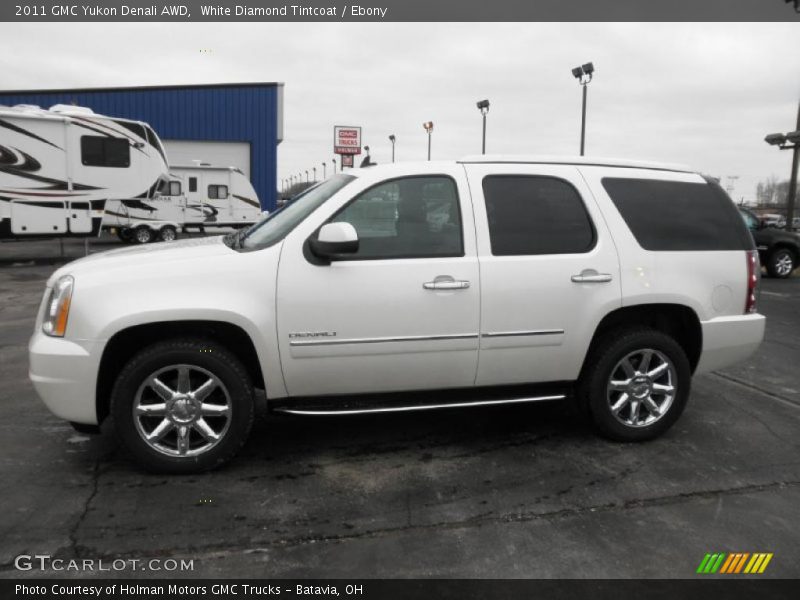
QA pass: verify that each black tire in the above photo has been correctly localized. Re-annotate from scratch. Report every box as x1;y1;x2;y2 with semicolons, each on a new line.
766;248;796;279
578;328;691;442
116;228;134;243
159;225;178;242
110;338;255;473
133;226;154;244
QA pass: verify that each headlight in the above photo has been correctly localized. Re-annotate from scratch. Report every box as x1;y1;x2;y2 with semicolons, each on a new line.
42;275;74;337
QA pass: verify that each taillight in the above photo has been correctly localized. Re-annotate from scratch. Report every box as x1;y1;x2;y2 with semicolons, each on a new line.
745;250;759;314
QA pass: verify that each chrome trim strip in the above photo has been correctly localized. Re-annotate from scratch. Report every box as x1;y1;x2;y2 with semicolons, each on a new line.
274;394;566;416
289;333;479;347
481;329;565;338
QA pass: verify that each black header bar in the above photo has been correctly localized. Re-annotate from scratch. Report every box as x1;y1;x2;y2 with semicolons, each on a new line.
3;0;800;22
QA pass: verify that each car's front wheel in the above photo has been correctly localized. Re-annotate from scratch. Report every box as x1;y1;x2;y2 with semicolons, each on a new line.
110;339;255;473
578;328;691;442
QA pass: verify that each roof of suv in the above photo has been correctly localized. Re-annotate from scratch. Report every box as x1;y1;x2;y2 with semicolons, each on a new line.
458;155;694;173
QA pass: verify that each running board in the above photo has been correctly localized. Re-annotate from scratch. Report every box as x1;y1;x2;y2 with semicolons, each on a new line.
272;394;566;416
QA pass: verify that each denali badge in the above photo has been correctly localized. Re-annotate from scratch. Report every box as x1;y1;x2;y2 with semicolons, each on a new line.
288;332;337;339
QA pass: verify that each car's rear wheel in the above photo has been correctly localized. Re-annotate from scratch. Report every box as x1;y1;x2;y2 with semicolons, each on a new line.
766;248;795;279
110;339;254;473
578;328;691;442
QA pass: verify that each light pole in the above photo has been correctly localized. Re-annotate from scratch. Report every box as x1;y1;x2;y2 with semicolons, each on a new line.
571;62;594;156
305;170;309;184
765;100;800;232
332;157;337;174
476;99;490;154
322;162;327;179
423;121;433;161
389;134;396;162
313;167;317;182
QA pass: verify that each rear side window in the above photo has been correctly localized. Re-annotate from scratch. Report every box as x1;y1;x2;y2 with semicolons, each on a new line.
188;177;197;192
602;177;754;251
482;175;595;256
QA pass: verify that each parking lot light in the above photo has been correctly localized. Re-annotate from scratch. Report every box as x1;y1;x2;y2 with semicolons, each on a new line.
389;134;396;162
572;62;595;156
476;99;490;154
423;122;434;161
764;101;800;232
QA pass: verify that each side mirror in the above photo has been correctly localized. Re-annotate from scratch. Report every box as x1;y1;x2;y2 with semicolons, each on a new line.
309;222;359;260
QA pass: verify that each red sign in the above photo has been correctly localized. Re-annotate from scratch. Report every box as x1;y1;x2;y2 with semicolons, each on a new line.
334;126;362;155
340;154;354;167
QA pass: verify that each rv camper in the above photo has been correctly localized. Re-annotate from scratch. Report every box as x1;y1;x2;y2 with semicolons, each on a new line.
106;164;263;243
0;104;168;240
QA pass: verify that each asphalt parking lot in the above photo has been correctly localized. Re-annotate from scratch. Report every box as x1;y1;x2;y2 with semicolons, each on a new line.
1;236;799;579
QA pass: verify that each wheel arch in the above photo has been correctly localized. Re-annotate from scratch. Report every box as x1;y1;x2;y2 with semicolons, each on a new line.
581;303;703;376
96;320;265;424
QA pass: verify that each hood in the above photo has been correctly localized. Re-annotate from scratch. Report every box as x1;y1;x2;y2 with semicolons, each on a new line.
48;235;234;285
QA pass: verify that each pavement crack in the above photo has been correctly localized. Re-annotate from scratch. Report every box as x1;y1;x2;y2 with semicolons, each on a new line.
709;371;800;408
45;479;800;563
67;459;103;559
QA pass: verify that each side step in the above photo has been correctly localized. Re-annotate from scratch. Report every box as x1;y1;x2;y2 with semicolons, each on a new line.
271;384;570;416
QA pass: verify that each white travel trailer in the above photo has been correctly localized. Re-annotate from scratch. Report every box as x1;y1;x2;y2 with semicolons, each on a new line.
0;103;169;240
106;163;263;243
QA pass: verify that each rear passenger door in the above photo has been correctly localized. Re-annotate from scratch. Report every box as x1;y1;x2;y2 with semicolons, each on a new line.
464;164;622;386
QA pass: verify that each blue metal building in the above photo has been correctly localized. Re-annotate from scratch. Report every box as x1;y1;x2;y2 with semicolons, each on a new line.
0;83;284;210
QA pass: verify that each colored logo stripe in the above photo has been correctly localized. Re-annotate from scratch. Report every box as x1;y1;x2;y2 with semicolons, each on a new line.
697;552;773;574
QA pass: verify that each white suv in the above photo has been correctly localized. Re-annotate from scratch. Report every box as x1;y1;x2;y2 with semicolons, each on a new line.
29;156;766;472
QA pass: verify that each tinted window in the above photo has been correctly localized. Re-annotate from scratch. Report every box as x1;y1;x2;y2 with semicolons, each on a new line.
169;181;181;196
209;185;228;199
189;177;197;192
80;136;130;168
482;175;595;256
331;176;463;259
602;178;754;251
739;208;759;232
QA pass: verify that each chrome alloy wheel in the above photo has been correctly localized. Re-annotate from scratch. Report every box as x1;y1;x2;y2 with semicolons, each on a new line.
606;348;676;428
774;252;794;277
133;364;232;457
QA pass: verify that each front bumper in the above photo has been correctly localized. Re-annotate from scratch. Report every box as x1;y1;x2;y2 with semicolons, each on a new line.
29;331;103;424
695;313;766;374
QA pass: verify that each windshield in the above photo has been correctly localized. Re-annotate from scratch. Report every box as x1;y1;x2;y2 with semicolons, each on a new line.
240;174;356;250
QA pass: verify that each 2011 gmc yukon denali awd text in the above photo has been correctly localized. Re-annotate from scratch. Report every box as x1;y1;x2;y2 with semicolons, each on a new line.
29;156;766;473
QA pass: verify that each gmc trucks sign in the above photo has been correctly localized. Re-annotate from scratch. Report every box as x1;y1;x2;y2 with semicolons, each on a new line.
334;126;362;155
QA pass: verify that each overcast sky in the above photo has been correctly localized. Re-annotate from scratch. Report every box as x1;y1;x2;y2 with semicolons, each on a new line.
1;22;799;201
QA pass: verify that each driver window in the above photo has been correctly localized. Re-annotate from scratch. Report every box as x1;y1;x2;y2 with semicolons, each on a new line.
330;176;463;259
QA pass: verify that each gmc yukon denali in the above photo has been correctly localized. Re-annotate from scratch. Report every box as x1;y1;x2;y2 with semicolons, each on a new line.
29;156;766;472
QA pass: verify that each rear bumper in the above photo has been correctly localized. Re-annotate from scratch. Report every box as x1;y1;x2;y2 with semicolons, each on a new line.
695;313;766;374
29;332;102;424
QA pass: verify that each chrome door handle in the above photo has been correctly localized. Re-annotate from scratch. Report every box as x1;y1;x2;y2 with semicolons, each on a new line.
423;275;470;290
571;269;613;283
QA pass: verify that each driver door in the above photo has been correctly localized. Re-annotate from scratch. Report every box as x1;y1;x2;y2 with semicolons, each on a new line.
275;168;480;398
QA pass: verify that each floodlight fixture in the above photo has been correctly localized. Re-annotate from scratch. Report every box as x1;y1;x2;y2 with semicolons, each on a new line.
765;133;787;146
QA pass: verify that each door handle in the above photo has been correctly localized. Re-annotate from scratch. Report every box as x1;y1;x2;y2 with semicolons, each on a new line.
423;275;470;290
571;269;613;283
